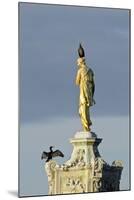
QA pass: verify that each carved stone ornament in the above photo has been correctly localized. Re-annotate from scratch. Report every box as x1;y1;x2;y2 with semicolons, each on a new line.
66;176;86;193
45;160;57;195
44;132;123;194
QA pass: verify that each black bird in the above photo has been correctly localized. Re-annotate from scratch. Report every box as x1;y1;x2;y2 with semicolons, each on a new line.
78;43;85;58
41;146;64;162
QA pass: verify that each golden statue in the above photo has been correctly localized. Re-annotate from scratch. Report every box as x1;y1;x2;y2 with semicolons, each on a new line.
75;44;95;131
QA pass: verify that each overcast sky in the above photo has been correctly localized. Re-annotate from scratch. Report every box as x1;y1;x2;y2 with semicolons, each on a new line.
19;3;129;123
19;3;130;197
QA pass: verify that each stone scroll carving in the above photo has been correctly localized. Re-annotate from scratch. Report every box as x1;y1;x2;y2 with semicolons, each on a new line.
93;179;102;192
63;149;86;169
45;160;57;195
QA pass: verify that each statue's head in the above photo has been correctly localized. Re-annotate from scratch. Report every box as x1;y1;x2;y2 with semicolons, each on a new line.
77;57;86;67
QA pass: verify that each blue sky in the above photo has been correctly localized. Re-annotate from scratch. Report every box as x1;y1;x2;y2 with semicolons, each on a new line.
19;3;130;196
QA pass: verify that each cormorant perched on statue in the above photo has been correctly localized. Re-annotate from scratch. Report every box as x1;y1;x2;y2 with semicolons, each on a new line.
41;146;64;162
78;43;85;58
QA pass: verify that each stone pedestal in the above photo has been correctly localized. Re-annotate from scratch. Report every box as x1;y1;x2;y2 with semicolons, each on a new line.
45;132;123;195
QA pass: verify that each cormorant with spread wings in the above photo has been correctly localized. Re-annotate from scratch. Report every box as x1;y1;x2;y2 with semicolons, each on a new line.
41;146;64;162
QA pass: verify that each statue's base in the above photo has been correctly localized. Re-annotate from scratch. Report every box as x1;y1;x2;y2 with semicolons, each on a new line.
45;131;123;195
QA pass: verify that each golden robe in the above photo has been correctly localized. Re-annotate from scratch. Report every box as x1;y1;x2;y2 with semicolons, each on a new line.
76;64;95;131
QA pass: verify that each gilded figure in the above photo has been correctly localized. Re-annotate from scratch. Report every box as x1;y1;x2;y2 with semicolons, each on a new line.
75;44;95;131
